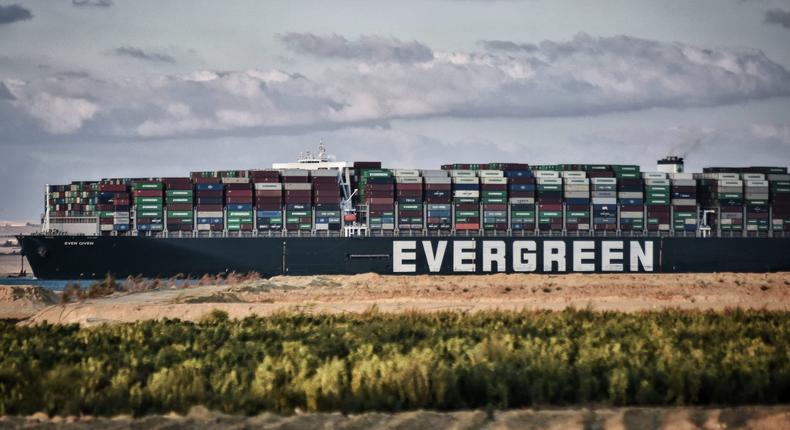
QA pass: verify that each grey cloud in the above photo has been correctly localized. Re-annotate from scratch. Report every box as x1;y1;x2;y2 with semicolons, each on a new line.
72;0;114;7
0;4;32;25
113;46;176;63
479;40;538;53
0;82;14;100
765;9;790;28
4;34;790;141
277;33;434;63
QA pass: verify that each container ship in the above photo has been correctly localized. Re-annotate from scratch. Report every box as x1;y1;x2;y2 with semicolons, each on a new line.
17;143;790;278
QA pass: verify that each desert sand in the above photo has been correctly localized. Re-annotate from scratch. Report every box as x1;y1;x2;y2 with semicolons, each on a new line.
3;272;789;325
3;405;788;430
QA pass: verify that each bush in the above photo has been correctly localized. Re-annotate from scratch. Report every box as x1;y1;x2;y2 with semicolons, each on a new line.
0;310;789;416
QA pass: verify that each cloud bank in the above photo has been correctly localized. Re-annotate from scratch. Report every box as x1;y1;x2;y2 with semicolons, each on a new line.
0;4;32;25
764;9;790;29
277;33;434;63
72;0;114;7
113;46;176;63
3;33;790;142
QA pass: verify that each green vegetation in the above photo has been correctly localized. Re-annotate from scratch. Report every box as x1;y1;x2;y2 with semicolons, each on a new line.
1;309;789;416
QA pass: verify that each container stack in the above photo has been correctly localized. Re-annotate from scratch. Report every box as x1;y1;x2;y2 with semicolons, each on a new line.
769;174;790;232
394;170;423;231
644;178;670;231
452;171;480;231
222;172;253;232
194;181;224;232
618;176;645;232
670;173;697;232
562;172;589;232
717;175;744;233
251;170;283;231
97;182;129;234
480;170;507;231
507;169;536;232
282;169;312;232
363;169;395;231
133;180;164;233
536;171;562;231
423;170;452;231
163;177;193;232
743;173;769;232
312;169;342;231
48;183;95;218
590;176;616;232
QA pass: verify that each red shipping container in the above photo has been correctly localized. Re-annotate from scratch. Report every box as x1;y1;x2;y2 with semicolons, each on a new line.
196;204;223;211
133;190;162;197
396;184;422;191
99;184;127;192
226;197;252;204
114;199;130;205
166;203;193;211
455;223;480;230
226;189;253;197
253;177;281;183
196;190;223;198
282;176;309;183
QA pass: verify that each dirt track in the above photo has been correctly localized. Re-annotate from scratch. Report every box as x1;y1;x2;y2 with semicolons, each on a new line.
7;272;790;326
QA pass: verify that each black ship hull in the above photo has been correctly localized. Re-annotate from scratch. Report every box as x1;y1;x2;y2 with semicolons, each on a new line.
17;235;790;279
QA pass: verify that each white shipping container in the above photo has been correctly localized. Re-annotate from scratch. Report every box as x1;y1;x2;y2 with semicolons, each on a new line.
717;187;743;193
618;192;643;199
197;224;211;231
254;183;282;190
767;174;790;181
564;184;590;191
450;170;476;177
743;173;765;181
564;178;590;185
714;173;740;180
221;177;250;184
537;178;562;185
621;211;643;219
453;190;480;198
591;191;616;198
564;191;590;198
478;170;504;178
592;197;617;204
393;169;420;177
671;199;696;206
718;180;743;187
396;177;422;184
561;171;586;179
481;177;507;184
577;224;590;230
424;177;452;184
284;183;312;190
509;197;535;204
535;171;560;179
314;224;329;231
421;169;448;177
100;224;113;231
642;172;667;179
746;180;769;187
670;173;695;180
197;211;223;218
672;179;697;186
453;177;479;184
591;178;617;185
646;179;670;186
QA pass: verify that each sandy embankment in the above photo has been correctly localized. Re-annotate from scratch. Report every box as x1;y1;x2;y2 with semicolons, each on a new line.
4;405;789;430
3;272;789;325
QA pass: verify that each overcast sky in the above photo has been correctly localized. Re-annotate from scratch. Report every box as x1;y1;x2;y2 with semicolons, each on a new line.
1;0;790;221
